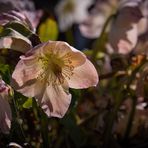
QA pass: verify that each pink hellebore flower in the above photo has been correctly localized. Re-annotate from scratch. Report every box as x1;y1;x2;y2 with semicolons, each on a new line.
109;5;143;54
0;79;12;134
12;41;99;118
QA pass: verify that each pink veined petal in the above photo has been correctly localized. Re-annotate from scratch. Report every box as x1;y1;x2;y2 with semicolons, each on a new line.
66;51;86;67
118;39;134;54
13;76;71;118
39;41;86;67
67;46;86;67
34;41;64;56
0;94;12;134
36;82;71;118
11;55;41;87
58;43;86;67
54;41;86;67
67;59;99;89
48;41;86;63
25;42;45;56
12;78;45;98
30;41;86;67
55;41;78;54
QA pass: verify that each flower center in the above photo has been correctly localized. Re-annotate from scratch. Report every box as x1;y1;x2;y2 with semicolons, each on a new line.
38;52;74;85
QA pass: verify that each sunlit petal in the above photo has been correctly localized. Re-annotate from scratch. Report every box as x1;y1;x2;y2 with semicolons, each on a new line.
12;55;41;87
36;82;71;118
67;59;99;89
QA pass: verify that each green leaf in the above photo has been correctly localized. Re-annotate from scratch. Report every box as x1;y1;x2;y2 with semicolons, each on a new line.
0;25;4;34
38;18;58;42
23;98;33;109
0;63;10;83
4;21;33;37
0;63;9;74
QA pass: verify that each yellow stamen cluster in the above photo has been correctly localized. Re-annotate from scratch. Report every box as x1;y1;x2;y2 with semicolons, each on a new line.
37;52;74;85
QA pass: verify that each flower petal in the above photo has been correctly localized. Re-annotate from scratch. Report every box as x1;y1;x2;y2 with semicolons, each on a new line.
11;55;41;87
36;83;71;118
56;42;86;67
12;78;45;98
67;59;99;89
13;76;71;118
109;6;142;54
0;94;12;134
42;41;86;67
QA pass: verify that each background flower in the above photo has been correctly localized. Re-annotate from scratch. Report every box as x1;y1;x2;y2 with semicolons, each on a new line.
79;0;118;39
55;0;93;32
108;3;143;54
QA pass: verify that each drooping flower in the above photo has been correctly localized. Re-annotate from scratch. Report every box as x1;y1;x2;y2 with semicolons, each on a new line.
108;1;143;54
138;0;148;35
0;0;42;29
55;0;93;32
0;10;34;53
0;78;12;134
11;41;99;118
0;10;33;31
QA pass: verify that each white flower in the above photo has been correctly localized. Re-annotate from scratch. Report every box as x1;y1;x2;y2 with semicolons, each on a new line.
79;13;106;39
55;0;93;32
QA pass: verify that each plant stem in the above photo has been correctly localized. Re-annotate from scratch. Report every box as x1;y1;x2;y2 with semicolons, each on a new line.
123;96;137;141
32;99;49;148
11;95;26;142
103;89;124;147
41;113;49;148
91;15;114;60
122;57;147;141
